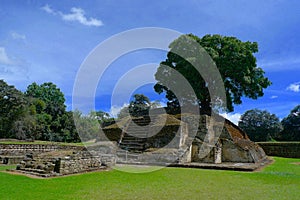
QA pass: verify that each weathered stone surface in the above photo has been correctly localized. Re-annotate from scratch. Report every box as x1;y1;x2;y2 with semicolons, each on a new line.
190;115;267;164
221;139;254;163
4;114;270;174
0;144;84;156
14;142;117;177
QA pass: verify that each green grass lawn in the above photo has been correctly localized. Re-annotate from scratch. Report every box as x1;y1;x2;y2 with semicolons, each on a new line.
0;157;299;200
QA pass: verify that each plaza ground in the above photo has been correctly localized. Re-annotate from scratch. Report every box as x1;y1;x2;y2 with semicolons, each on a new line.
0;157;299;200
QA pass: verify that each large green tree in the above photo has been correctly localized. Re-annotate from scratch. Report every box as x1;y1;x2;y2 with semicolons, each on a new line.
25;82;66;118
154;34;271;114
281;105;300;141
0;80;28;138
24;82;77;142
238;109;283;142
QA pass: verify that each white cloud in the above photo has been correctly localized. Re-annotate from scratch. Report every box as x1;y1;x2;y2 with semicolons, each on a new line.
11;32;26;40
0;47;29;84
41;5;103;27
41;4;56;15
259;57;300;72
0;47;13;65
270;95;278;99
61;7;103;27
220;113;241;125
287;82;300;92
109;103;129;118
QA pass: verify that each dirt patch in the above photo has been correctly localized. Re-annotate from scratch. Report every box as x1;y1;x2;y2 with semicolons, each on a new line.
2;168;110;179
291;162;300;165
253;157;274;172
2;170;46;179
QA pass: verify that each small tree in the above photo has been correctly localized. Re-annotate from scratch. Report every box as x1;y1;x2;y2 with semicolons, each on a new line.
128;94;151;117
117;94;161;119
238;109;283;142
281;105;300;141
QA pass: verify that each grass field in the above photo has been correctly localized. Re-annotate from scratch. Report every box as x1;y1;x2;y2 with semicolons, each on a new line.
0;157;299;200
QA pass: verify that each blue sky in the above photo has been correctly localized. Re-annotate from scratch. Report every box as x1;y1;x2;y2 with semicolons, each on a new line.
1;0;300;123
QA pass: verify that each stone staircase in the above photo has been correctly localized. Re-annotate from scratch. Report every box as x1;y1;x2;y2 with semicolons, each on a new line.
117;116;152;163
119;116;151;152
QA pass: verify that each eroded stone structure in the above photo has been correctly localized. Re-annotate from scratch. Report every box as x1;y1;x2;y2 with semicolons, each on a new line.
103;114;267;167
3;142;117;177
2;113;269;175
191;115;266;164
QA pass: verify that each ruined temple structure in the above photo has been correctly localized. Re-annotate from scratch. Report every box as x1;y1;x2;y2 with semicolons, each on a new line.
103;113;268;169
3;113;269;176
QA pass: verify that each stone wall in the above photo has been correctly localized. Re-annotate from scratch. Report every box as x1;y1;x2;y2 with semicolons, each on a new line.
190;115;267;164
0;144;84;156
59;151;103;175
15;142;117;177
146;125;181;149
0;155;24;164
16;151;103;177
257;142;300;158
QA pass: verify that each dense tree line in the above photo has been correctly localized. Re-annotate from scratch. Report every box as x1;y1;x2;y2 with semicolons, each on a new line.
238;107;300;142
0;80;113;142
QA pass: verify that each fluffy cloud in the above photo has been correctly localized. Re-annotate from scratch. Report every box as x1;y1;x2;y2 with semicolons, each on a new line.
11;32;26;40
41;4;103;27
109;103;129;117
220;113;241;125
41;4;55;14
0;47;13;65
287;82;300;92
61;7;103;26
0;47;29;85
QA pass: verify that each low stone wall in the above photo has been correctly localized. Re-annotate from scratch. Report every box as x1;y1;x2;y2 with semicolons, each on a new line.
59;152;103;175
0;144;84;156
15;142;117;177
257;142;300;158
0;155;24;164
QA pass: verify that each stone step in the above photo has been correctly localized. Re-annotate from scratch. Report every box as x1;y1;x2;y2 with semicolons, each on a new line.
118;145;145;151
120;143;146;148
122;135;147;140
119;143;145;148
123;133;147;137
120;142;145;146
116;152;140;158
126;126;149;130
124;130;148;134
123;133;147;136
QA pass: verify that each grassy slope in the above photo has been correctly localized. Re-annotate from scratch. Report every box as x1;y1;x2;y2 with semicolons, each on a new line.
0;157;299;200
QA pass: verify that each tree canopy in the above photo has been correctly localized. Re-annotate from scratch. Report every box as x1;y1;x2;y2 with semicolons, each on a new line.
25;82;66;118
129;94;151;117
281;105;300;141
117;94;161;118
0;80;28;138
154;34;271;114
238;109;283;142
